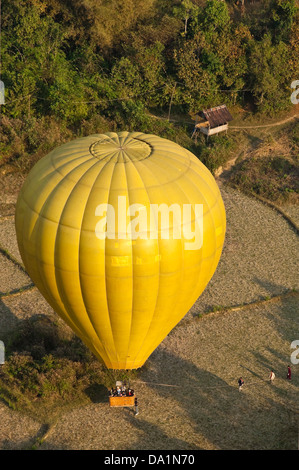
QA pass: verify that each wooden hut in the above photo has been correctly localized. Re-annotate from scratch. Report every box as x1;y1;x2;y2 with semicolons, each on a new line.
191;105;233;140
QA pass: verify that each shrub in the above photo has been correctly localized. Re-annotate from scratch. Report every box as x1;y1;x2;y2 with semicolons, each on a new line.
0;316;141;421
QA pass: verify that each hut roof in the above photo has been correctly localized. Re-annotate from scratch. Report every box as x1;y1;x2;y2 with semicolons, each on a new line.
200;105;233;129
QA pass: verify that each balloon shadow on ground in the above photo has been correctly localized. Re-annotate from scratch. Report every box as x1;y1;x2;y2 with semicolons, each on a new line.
137;338;299;449
0;297;20;336
124;411;202;451
0;423;67;451
84;383;109;404
128;349;246;450
253;276;292;298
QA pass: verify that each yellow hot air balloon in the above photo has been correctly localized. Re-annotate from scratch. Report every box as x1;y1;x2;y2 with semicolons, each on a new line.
15;131;225;370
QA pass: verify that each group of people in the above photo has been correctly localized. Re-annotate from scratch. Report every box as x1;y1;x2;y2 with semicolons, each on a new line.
109;385;135;397
238;365;292;391
109;383;139;415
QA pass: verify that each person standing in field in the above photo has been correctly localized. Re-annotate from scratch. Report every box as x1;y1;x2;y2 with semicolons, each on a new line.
238;377;244;392
134;396;139;416
287;365;291;380
269;370;275;384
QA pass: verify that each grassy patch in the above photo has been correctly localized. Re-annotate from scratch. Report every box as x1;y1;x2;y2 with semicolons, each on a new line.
229;155;298;203
0;316;140;423
0;111;244;178
0;115;114;174
190;131;242;174
228;122;299;204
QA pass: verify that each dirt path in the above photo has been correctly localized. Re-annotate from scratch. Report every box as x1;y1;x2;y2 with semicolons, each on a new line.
229;114;298;130
215;112;299;235
154;111;299;131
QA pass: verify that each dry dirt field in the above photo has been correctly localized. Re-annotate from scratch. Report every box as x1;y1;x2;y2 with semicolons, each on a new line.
0;169;298;450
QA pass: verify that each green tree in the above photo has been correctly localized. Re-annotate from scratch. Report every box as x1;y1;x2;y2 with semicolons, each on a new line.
199;0;231;35
2;0;98;123
269;0;298;43
173;0;200;36
248;34;292;113
70;0;156;54
173;34;220;111
288;14;299;80
173;1;249;111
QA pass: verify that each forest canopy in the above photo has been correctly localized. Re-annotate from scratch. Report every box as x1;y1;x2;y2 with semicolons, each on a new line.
1;0;298;132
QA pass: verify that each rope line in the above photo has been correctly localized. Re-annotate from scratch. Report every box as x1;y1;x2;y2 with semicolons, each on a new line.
134;377;298;394
1;83;263;107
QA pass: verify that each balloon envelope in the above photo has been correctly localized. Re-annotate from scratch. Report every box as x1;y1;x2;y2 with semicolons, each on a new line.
15;132;226;369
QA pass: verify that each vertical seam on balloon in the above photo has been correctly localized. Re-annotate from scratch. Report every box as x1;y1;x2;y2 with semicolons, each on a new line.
164;159;220;313
50;151;117;366
126;156;162;368
131;157;188;362
162;166;207;335
78;152;120;369
187;163;220;285
122;132;134;146
101;150;123;368
53;158;110;357
121;141;158;368
32;156;97;339
129;155;221;364
122;154;135;369
20;154;97;220
121;133;156;367
88;150;121;367
79;156;118;362
143;154;221;237
102;152;123;369
51;152;96;176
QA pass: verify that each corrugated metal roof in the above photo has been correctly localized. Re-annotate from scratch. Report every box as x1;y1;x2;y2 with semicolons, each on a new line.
200;105;233;129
